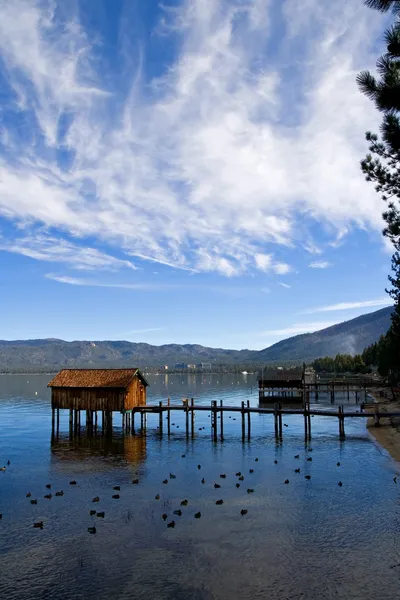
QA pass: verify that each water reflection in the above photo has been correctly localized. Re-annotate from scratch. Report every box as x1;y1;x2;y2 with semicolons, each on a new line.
51;431;146;470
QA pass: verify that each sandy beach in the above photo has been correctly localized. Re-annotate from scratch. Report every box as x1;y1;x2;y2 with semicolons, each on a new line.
366;391;400;463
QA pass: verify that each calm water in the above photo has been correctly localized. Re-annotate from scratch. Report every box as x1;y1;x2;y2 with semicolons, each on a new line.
1;373;400;600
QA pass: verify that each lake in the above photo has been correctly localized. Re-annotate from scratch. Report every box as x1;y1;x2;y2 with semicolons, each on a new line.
1;373;400;600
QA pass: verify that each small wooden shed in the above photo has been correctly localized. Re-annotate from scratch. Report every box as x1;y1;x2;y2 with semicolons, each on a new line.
48;368;149;412
258;367;304;402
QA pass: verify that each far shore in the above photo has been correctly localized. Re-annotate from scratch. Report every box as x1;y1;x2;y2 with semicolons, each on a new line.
366;390;400;463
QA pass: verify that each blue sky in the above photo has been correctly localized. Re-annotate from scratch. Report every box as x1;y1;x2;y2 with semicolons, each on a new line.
0;0;394;350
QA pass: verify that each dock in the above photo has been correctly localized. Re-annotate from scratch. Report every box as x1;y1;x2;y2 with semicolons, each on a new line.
50;396;400;442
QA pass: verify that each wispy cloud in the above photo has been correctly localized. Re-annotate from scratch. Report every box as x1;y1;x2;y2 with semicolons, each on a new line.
0;0;388;277
45;274;176;290
125;328;165;335
303;298;392;313
0;235;136;271
279;282;291;289
309;260;332;269
258;321;338;337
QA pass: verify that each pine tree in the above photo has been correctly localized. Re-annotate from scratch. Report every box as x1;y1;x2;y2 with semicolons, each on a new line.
357;1;400;379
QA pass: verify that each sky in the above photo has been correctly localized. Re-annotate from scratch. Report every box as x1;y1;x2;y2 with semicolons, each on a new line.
0;0;395;350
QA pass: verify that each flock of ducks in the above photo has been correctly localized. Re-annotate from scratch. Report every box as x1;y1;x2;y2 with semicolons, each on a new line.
1;449;397;531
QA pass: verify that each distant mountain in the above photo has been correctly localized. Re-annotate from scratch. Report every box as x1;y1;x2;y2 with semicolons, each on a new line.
256;306;393;362
0;306;393;370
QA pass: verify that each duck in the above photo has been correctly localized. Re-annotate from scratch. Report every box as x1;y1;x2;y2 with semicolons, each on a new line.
194;512;201;519
90;509;96;516
240;509;248;516
236;483;240;488
0;467;6;472
249;469;254;474
55;491;64;497
238;475;244;481
294;455;300;459
96;512;105;518
162;513;168;521
295;468;300;473
113;486;120;491
220;474;226;479
26;492;32;498
197;465;201;470
338;481;343;487
308;448;313;452
214;483;221;489
7;460;10;466
255;458;259;462
216;499;223;505
284;479;289;484
307;457;312;462
132;479;139;485
33;521;44;529
92;496;100;503
169;473;176;479
274;460;278;464
247;488;254;494
155;494;160;500
44;494;52;500
394;477;397;484
180;499;188;506
181;454;186;458
167;521;175;528
337;462;341;467
162;479;168;484
304;475;311;480
173;509;182;517
45;484;51;489
235;472;241;477
201;478;205;484
112;494;120;499
30;499;37;505
69;481;77;485
88;526;96;534
284;423;288;427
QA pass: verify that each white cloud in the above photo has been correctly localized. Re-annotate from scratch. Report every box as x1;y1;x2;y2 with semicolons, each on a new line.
258;321;338;337
45;274;175;290
279;282;291;289
309;260;332;269
0;0;389;277
303;298;392;313
0;235;136;271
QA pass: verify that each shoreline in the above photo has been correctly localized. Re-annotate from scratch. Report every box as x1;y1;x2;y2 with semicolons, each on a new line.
366;390;400;463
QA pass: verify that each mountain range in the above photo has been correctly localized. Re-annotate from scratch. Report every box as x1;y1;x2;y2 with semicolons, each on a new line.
0;306;392;370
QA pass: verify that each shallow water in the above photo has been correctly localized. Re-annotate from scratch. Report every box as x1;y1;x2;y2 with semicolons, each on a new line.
1;373;400;600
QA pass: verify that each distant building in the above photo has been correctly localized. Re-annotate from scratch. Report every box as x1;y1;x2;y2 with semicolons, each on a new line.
175;362;188;369
187;364;196;369
197;362;211;369
164;365;169;370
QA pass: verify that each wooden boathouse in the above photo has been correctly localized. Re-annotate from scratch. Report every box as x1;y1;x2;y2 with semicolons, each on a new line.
258;367;305;402
48;368;149;433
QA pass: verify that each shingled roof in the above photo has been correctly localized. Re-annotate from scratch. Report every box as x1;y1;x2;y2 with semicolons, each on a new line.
258;368;303;382
48;368;149;389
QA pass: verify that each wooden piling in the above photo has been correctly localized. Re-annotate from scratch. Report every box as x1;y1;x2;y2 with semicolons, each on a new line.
241;401;245;440
185;398;189;439
167;397;171;436
347;384;350;401
278;402;283;438
213;401;218;442
274;403;279;438
159;401;163;435
191;398;195;437
247;400;251;439
374;407;380;427
51;407;55;433
304;400;308;439
220;400;224;440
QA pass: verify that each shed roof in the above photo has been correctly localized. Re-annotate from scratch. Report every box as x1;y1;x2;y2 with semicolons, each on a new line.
259;368;303;382
48;368;149;389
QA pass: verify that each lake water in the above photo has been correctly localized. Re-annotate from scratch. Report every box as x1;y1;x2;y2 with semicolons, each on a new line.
1;373;400;600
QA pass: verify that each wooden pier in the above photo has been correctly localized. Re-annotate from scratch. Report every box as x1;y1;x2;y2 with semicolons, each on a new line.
50;396;400;442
